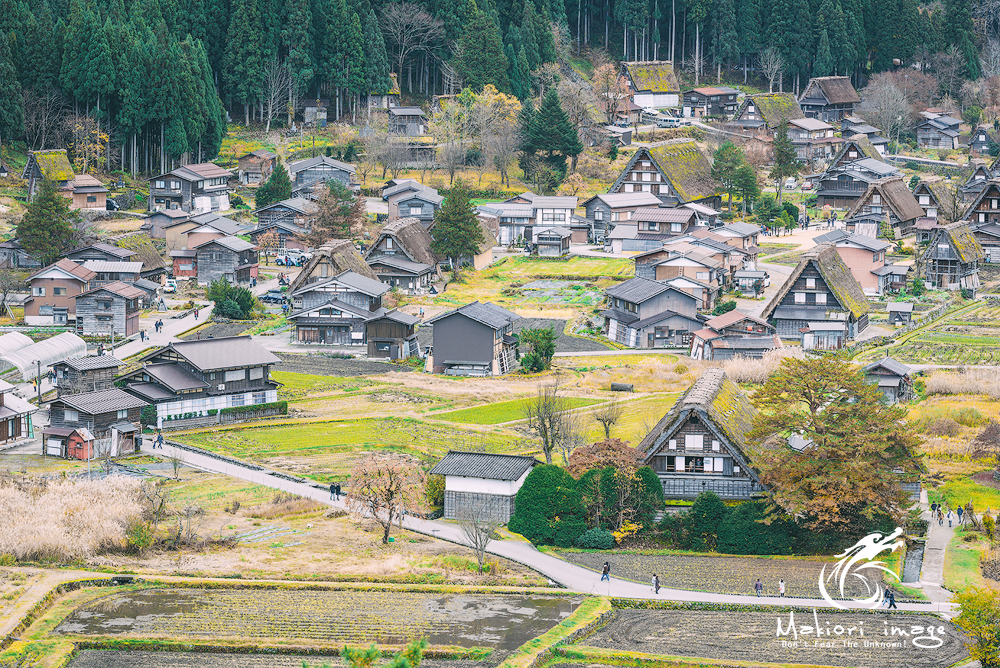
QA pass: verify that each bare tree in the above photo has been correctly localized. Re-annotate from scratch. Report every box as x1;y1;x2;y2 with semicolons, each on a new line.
176;505;206;545
0;269;26;319
523;382;575;465
485;128;520;188
256;229;281;263
438;143;466;185
168;446;184;480
94;436;115;475
22;86;67;149
593;398;625;439
379;3;444;90
457;499;501;573
757;47;785;93
531;63;561;102
592;63;628;123
140;479;172;536
933;45;966;99
376;139;411;179
983;38;1000;80
261;59;292;133
346;452;427;544
858;74;912;149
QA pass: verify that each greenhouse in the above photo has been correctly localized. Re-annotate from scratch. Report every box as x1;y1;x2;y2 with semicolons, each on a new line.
0;332;33;359
1;332;88;381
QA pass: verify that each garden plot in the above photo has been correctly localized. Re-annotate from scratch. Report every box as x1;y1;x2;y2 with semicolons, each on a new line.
886;303;1000;365
578;609;967;668
56;589;579;650
70;652;490;668
519;281;603;306
559;552;890;600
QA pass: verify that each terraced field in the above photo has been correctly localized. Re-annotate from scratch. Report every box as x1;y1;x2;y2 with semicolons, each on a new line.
55;589;578;650
887;303;1000;365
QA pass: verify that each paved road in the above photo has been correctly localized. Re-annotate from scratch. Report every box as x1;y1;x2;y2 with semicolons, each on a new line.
147;439;957;612
116;304;214;359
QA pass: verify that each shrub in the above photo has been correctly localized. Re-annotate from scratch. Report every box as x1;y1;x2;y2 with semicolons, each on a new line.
712;300;737;316
926;418;962;437
673;364;688;374
575;527;615;549
509;464;586;547
425;474;445;507
905;160;920;170
717;501;797;555
685;491;727;551
140;405;157;428
220;400;288;416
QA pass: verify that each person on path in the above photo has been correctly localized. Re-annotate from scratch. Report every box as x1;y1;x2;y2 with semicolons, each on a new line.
155;431;164;449
882;588;891;607
335;484;341;500
938;508;944;526
754;579;763;597
779;579;785;597
947;509;953;527
930;502;936;513
652;574;660;595
330;483;335;500
194;308;199;321
887;589;897;610
601;562;610;582
958;506;964;524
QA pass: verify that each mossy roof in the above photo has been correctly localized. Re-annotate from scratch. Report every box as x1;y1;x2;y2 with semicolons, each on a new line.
762;243;870;320
647;140;717;203
846;177;924;222
624;61;679;93
831;137;882;165
742;93;804;127
638;368;761;463
942;222;986;263
115;234;166;272
31;149;75;182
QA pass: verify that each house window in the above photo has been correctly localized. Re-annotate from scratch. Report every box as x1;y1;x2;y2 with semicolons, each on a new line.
794;292;806;303
155;180;165;189
252;391;267;404
647;222;658;231
805;277;816;289
816;293;827;305
230;394;245;407
53;287;66;296
711;440;720;452
873;252;881;262
225;369;246;382
594;210;604;221
98;300;111;310
171;180;180;189
198;180;205;188
872;194;881;205
32;286;45;297
117;409;128;419
64;409;79;422
685;434;704;450
386;238;393;250
611;212;620;222
919;195;930;205
87;195;97;203
249;367;264;380
668;439;677;450
409;206;423;216
696;271;709;280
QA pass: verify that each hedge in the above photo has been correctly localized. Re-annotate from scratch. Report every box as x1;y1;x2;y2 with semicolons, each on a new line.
220;400;288;416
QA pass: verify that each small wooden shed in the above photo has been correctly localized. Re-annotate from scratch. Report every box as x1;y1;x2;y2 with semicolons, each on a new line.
430;451;539;522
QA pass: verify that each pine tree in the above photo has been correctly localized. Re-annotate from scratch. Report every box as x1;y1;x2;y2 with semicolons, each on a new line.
0;33;22;149
282;0;315;94
363;9;391;96
711;141;745;212
430;181;487;271
224;0;264;125
711;0;739;74
529;88;582;174
455;6;510;92
736;0;761;80
255;162;292;209
769;120;800;204
18;180;77;266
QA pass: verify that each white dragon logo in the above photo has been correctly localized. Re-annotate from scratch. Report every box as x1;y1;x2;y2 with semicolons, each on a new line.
818;527;906;609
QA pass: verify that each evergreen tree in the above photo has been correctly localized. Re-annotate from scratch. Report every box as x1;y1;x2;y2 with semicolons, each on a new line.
282;0;315;94
344;9;367;98
769;120;800;204
18;180;77;266
0;33;22;148
454;6;510;92
224;0;264;125
711;141;745;212
711;0;739;72
736;0;761;80
430;181;487;270
529;88;582;174
813;29;833;76
255;162;292;209
363;9;392;96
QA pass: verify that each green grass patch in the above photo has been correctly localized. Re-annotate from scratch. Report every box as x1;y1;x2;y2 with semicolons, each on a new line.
435;397;602;425
272;371;381;401
943;528;989;592
933;477;1000;512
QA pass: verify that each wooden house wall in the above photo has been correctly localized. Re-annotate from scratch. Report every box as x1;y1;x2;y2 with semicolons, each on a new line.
56;366;117;395
294;165;351;188
50;404;142;434
75;295;137;337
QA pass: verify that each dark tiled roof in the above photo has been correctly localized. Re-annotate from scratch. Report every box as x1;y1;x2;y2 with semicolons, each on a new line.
143;363;210;391
366;255;434;274
863;356;910;377
31;258;96;282
605;276;673;303
156;336;280;371
58;387;148;415
195;236;255;252
79;281;147;300
632;309;702;330
426;301;520;329
429;451;538;480
333;270;391;297
58;355;123;371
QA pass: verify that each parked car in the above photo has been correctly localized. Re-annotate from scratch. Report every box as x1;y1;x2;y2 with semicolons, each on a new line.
106;199;120;211
614;118;631;128
163;279;177;294
656;117;680;128
642;107;659;116
260;290;285;304
801;181;813;191
784;178;798;190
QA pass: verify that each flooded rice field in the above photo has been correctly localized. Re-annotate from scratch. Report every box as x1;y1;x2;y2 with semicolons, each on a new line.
55;588;578;650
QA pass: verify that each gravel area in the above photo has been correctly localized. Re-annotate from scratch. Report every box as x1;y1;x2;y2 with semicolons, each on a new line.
275;352;412;375
416;318;610;354
179;322;251;340
580;609;967;668
70;654;496;668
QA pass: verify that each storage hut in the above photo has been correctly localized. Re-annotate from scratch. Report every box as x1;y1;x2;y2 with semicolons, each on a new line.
430;451;539;522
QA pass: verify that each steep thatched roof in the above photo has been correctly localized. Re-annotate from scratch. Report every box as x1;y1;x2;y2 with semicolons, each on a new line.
846;176;925;222
938;222;985;263
116;234;166;273
28;149;75;182
646;140;717;203
623;61;679;93
740;93;804;127
290;239;376;294
802;76;861;105
370;217;441;266
831;137;883;166
762;243;870;320
638;368;762;463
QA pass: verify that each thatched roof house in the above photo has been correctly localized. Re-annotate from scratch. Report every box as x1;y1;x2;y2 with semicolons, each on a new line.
732;93;804;131
366;217;441;267
845;176;925;238
638;368;766;500
609;140;719;208
289;239;376;294
621;61;680;108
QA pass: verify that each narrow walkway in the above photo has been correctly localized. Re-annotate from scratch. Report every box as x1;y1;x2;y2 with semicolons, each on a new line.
919;505;957;606
146;440;957;612
114;304;214;359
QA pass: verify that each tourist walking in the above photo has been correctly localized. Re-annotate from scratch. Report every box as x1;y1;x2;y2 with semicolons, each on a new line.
601;562;611;582
154;430;164;449
938;508;944;526
194;308;199;321
887;589;897;610
330;483;335;500
947;509;953;527
335;484;341;500
754;579;763;597
652;574;660;595
882;588;890;607
958;506;964;524
779;579;785;598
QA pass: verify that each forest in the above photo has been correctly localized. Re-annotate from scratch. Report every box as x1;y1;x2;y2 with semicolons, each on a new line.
0;0;995;173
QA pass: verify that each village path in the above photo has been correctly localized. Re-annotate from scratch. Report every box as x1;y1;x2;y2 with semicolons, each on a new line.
143;439;958;614
114;304;214;359
918;504;957;606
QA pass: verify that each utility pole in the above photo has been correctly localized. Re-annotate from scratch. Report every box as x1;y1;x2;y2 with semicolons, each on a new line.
35;360;41;405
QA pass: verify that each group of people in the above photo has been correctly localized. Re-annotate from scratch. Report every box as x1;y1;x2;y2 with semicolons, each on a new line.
329;483;342;501
153;319;165;333
882;586;899;609
753;578;786;597
930;502;962;527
